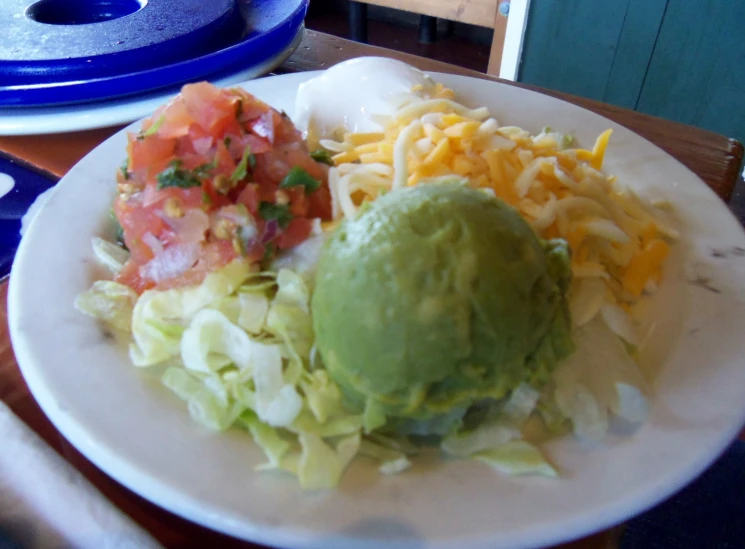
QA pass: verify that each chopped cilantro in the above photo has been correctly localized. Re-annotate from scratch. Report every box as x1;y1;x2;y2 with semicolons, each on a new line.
258;201;293;229
110;209;127;249
193;158;217;178
310;149;334;166
262;242;276;263
279;166;321;193
201;190;213;206
137;115;165;140
120;158;130;180
156;160;202;190
230;145;256;182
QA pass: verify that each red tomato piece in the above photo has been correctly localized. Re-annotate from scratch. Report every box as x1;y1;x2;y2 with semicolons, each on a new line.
155;100;193;140
115;258;155;294
276;218;313;250
181;82;237;136
236;183;260;214
128;136;176;177
114;195;167;264
307;185;333;221
287;187;308;217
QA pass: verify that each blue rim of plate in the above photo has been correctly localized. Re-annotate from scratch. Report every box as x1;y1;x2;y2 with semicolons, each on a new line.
0;27;304;136
0;156;57;280
0;0;308;108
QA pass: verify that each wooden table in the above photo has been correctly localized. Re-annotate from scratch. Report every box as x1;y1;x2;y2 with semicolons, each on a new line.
1;30;743;549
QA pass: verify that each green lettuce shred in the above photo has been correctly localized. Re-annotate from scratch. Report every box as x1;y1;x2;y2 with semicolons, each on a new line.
75;281;137;332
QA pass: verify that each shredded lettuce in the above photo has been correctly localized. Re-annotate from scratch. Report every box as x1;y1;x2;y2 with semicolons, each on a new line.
129;260;251;366
442;422;517;457
75;281;137;331
297;432;360;490
270;228;328;287
162;367;244;430
265;269;314;361
299;369;345;423
501;383;541;424
552;316;649;442
237;292;270;333
80;258;379;488
239;412;291;470
474;441;557;477
359;438;412;475
92;236;130;274
180;309;255;373
252;343;303;427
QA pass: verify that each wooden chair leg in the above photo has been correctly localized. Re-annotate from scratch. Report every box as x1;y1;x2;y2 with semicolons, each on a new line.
442;19;455;38
487;4;509;76
349;2;368;43
418;15;437;43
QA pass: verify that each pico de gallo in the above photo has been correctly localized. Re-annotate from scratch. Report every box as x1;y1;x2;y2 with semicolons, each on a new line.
113;82;333;293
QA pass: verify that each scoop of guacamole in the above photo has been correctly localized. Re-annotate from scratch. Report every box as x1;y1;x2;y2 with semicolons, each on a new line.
311;183;573;433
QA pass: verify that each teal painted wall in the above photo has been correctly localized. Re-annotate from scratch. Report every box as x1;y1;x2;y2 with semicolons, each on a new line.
518;0;745;149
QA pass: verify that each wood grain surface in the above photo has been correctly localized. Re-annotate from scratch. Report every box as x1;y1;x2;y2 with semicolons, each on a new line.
0;29;743;549
349;0;499;29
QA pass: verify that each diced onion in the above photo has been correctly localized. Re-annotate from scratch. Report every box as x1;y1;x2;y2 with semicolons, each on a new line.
140;243;200;283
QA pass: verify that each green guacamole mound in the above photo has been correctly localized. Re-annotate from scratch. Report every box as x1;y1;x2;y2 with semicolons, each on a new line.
311;182;573;432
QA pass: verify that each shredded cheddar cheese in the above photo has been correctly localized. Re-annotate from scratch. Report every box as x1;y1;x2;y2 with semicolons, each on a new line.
319;87;678;321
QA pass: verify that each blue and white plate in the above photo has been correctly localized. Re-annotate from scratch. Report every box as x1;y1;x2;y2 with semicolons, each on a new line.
0;27;303;136
1;0;307;108
0;157;56;279
0;0;307;136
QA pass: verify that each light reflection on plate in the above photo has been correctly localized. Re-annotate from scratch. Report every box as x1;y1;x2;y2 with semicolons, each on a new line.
8;72;745;549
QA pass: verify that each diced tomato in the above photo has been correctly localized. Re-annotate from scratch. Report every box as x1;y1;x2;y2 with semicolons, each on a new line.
115;258;155;294
190;135;214;155
114;195;167;264
236;183;260;214
307;185;333;220
128;136;176;178
213;139;236;173
257;182;279;203
181;82;239;137
272;110;303;145
176;125;213;157
142;185;205;209
233;88;274;121
113;82;332;294
276;218;313;250
287;187;308;217
239;133;272;156
155;100;192;139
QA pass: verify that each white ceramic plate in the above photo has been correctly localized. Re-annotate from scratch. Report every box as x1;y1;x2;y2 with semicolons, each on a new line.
0;29;303;136
9;71;745;549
